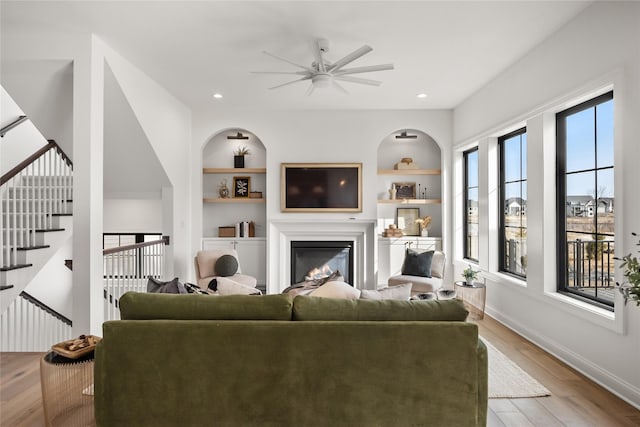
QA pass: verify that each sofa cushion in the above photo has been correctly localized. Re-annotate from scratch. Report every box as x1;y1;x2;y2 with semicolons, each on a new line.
309;280;361;299
119;292;292;320
292;296;468;321
360;283;412;300
147;277;187;294
215;255;238;277
401;249;434;277
388;275;443;294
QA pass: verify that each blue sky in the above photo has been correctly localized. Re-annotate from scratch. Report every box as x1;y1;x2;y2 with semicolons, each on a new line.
466;98;614;203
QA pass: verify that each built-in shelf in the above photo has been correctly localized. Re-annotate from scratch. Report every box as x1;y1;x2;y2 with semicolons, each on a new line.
203;167;266;174
377;199;442;205
377;169;441;175
203;198;266;204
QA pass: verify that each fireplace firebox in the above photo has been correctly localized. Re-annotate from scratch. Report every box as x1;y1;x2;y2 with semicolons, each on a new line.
291;241;354;285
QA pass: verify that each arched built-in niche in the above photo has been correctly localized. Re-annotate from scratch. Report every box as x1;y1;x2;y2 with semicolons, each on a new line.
376;129;442;237
202;128;267;238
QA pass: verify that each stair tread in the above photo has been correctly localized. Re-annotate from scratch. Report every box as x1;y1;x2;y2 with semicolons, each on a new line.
0;263;33;272
17;245;50;251
0;285;15;291
34;228;65;232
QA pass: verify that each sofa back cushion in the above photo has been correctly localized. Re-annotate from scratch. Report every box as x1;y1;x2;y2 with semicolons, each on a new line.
292;296;468;321
119;292;292;320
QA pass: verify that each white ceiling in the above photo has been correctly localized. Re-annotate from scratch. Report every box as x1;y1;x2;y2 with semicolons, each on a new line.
1;1;592;111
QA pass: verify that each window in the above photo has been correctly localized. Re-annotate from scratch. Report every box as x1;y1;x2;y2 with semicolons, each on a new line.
499;128;527;278
464;147;479;261
557;91;614;308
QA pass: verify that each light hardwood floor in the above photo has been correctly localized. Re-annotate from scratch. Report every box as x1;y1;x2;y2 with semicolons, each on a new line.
1;316;639;427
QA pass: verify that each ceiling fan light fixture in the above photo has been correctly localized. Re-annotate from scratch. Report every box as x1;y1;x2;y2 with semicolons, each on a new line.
396;131;418;139
312;73;333;88
227;132;249;140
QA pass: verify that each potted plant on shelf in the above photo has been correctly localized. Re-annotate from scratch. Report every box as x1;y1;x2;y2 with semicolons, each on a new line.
615;232;640;306
461;265;479;286
234;146;250;168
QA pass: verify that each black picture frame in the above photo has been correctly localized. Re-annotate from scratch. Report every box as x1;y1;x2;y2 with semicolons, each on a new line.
233;176;251;198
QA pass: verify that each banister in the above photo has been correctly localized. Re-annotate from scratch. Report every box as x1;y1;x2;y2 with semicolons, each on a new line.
0;140;72;186
0;115;27;137
20;291;72;326
103;238;167;255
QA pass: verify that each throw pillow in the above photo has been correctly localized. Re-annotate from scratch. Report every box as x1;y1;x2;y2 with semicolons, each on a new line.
215;254;239;277
147;277;187;294
360;283;412;300
309;280;361;299
216;276;262;296
282;270;345;295
401;249;434;278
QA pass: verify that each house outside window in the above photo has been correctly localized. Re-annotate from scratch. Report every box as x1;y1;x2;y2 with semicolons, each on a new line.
464;147;479;261
499;128;527;278
556;91;614;308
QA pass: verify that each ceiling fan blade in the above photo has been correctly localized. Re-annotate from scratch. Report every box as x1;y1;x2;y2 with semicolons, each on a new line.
334;75;382;86
251;71;309;75
332;80;349;94
262;51;315;73
327;45;373;72
304;83;315;97
333;64;394;75
268;76;311;90
312;40;326;73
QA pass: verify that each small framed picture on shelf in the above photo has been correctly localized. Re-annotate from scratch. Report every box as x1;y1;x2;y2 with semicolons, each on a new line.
233;176;251;198
397;207;420;236
393;182;416;199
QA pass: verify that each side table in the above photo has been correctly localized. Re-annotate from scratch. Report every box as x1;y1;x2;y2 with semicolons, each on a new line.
454;281;486;320
40;352;95;427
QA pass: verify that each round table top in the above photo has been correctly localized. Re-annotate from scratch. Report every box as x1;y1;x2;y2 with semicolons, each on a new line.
454;280;486;289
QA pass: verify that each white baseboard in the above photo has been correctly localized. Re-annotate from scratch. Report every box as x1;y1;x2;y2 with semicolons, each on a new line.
485;304;640;410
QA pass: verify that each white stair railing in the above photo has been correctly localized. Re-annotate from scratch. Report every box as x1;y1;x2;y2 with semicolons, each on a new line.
1;140;73;269
0;292;72;351
103;238;167;320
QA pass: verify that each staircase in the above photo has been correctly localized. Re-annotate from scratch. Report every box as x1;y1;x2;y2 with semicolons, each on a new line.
1;134;74;350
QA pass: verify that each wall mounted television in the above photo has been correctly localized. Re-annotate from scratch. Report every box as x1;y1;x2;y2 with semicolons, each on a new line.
281;163;362;212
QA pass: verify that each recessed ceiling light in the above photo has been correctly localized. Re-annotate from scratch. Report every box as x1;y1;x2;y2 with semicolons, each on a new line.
213;93;223;99
417;93;428;99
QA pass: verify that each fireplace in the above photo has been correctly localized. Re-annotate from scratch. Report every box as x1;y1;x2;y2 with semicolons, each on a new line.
291;241;354;285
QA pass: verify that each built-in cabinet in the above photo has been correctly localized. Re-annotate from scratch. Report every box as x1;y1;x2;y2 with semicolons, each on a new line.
202;237;267;287
377;237;442;287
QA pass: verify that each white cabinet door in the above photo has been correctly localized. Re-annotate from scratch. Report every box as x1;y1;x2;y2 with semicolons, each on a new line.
235;239;266;286
201;238;266;286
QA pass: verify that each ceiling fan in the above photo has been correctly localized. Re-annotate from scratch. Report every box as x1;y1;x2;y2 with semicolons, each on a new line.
252;38;394;95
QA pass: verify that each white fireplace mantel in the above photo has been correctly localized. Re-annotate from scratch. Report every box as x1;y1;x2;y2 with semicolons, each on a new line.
268;219;378;293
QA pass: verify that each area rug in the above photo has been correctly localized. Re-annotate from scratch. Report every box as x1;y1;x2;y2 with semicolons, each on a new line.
483;338;551;399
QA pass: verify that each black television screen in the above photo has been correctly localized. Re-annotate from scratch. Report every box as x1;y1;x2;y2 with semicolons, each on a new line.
281;163;362;212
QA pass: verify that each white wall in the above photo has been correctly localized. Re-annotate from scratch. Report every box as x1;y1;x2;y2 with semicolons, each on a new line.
190;109;453;282
103;199;163;233
453;2;640;408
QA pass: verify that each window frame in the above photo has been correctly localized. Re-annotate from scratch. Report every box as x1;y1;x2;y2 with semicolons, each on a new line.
498;127;527;279
556;90;614;309
463;147;479;262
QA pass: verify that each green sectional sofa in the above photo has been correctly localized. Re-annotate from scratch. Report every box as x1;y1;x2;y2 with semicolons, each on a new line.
94;293;488;427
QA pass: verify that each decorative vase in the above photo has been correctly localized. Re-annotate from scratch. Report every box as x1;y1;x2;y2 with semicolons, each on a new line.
389;184;397;200
234;155;245;168
218;179;230;198
421;228;429;237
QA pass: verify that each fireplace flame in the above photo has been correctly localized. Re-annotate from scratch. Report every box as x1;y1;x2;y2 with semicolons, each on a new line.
305;264;333;281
